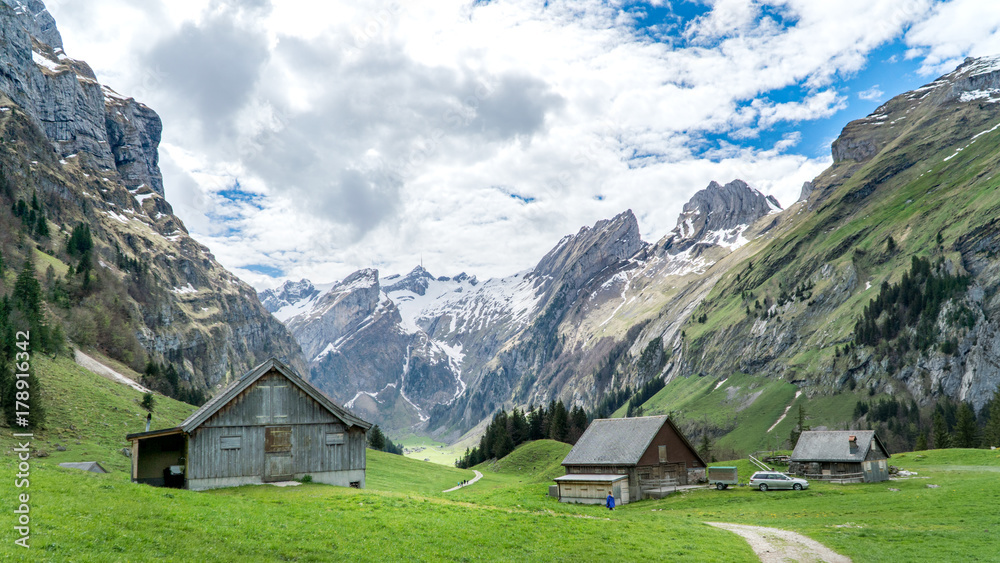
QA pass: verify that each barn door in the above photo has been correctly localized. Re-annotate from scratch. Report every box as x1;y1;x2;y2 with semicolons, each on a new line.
264;426;293;482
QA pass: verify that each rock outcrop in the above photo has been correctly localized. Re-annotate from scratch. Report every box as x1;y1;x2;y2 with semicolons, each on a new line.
0;1;164;194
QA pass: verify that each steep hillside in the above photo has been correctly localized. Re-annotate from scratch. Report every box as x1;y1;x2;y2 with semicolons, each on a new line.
0;0;304;404
650;56;1000;450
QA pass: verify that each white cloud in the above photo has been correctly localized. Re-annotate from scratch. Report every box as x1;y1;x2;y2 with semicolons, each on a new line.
905;0;1000;76
858;85;884;101
43;0;947;288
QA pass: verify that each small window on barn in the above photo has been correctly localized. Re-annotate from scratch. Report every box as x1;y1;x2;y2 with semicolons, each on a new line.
221;436;242;450
325;432;345;445
658;445;667;463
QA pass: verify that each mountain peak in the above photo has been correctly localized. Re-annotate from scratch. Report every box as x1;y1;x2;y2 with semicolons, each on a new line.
259;279;319;314
672;179;780;245
383;265;434;295
533;209;645;291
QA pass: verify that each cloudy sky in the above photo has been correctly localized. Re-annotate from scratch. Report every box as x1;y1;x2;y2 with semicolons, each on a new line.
43;0;1000;288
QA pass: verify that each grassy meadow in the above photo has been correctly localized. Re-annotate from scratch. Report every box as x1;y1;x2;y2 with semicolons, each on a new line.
2;354;1000;561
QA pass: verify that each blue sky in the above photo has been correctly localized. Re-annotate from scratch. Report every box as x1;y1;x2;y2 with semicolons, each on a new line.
45;0;1000;287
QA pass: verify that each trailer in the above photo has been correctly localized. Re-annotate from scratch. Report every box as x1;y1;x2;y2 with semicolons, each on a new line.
707;466;738;490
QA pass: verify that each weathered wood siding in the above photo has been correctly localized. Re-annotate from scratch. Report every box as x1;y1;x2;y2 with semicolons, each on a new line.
202;372;340;428
186;369;366;484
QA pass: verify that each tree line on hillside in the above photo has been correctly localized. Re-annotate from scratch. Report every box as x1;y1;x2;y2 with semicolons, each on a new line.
0;164;209;410
0;257;56;429
853;256;970;354
455;400;589;468
852;389;1000;451
367;425;403;455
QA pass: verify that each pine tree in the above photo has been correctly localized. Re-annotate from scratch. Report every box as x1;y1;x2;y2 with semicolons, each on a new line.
916;433;928;451
982;389;1000;448
548;400;569;443
367;425;386;450
527;406;544;440
569;405;588;444
698;432;712;461
509;408;528;446
954;402;978;448
13;260;42;324
789;404;810;449
932;411;951;449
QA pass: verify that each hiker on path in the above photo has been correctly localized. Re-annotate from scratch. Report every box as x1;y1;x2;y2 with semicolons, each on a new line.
606;492;615;511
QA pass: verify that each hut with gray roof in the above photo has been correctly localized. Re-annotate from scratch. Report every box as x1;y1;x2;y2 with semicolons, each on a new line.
556;415;706;504
789;430;890;483
126;358;371;491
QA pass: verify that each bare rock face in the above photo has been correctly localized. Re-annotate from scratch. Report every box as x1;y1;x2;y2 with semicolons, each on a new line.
287;269;382;361
104;89;164;194
383;265;435;296
1;0;61;49
798;181;814;202
0;1;165;195
663;179;780;255
534;209;646;295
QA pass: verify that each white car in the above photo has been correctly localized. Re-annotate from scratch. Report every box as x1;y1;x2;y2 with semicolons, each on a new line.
749;471;809;491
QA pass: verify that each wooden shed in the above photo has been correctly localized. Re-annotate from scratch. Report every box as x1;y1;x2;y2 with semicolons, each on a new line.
558;415;706;503
789;430;890;483
126;358;371;491
553;473;629;505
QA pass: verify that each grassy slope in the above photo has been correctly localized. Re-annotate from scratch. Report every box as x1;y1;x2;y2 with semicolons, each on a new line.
4;354;998;561
6;354;196;472
0;439;755;562
3;378;1000;563
655;93;1000;451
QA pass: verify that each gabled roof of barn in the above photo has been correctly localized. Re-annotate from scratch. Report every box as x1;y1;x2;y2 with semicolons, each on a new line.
561;415;706;467
790;430;889;463
179;358;372;432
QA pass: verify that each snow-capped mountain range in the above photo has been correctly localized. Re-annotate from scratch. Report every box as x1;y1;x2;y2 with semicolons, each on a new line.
259;179;783;438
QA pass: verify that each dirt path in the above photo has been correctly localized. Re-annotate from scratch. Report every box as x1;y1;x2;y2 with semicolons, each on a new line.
705;522;851;563
443;470;483;492
74;349;151;393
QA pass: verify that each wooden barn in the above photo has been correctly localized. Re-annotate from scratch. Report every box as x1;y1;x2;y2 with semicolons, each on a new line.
126;358;371;491
789;430;890;483
557;415;706;504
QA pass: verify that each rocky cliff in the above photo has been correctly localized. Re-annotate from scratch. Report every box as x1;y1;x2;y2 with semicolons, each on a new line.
0;1;163;194
0;0;304;396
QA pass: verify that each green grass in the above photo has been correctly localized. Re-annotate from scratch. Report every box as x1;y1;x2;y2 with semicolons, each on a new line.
7;354;196;473
398;435;465;466
6;355;1000;561
32;248;70;277
0;442;754;562
366;449;474;495
633;372;799;453
4;393;1000;563
654;448;1000;562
